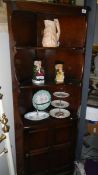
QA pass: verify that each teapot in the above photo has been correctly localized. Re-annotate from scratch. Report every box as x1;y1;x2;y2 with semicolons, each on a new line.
42;19;60;47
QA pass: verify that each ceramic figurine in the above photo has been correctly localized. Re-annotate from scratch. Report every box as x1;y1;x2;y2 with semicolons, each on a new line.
32;60;45;84
42;18;60;47
55;63;64;83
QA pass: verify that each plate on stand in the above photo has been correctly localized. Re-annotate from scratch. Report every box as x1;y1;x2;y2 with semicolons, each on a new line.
51;100;69;108
50;108;70;119
53;91;70;98
24;111;49;121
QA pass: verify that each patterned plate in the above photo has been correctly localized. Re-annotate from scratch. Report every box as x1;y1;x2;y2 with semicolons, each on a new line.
32;90;51;110
24;111;49;121
50;108;70;119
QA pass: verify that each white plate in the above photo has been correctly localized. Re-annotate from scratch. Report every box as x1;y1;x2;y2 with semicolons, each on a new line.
24;111;49;121
50;108;70;119
51;100;69;108
53;91;70;98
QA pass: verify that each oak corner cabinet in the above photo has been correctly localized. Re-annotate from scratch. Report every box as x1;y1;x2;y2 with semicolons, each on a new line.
4;1;88;175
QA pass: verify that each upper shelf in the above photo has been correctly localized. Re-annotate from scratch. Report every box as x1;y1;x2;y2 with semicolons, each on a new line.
15;46;84;50
11;10;87;48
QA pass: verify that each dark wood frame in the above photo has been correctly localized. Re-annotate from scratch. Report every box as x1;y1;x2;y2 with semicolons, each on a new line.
4;0;96;174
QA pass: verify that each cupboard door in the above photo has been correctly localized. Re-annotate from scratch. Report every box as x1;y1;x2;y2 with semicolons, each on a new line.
51;119;77;145
24;150;49;175
51;124;74;145
51;143;75;174
24;127;49;153
50;119;77;173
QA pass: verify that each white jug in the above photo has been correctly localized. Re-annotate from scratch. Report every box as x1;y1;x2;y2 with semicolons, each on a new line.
42;19;60;47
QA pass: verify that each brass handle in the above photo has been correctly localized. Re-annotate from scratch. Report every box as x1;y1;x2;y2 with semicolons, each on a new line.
0;148;8;157
0;114;10;133
0;134;6;143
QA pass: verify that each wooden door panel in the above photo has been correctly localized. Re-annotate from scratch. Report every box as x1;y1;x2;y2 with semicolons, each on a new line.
24;151;49;174
52;125;73;145
51;143;74;169
24;128;49;152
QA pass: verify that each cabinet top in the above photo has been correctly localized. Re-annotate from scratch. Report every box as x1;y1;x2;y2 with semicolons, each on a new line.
4;0;88;16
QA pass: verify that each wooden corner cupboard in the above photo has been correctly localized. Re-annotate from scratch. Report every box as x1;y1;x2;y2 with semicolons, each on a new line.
4;1;88;175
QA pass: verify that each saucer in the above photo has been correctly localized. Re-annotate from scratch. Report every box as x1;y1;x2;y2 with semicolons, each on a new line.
24;111;49;121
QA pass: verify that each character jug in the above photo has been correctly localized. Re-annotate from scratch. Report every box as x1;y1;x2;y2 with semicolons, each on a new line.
42;19;60;47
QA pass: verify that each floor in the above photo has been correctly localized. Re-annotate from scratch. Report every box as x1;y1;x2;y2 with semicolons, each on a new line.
73;134;98;175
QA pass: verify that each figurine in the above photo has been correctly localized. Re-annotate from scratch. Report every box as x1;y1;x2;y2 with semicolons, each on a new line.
55;63;64;83
42;18;60;47
32;60;45;84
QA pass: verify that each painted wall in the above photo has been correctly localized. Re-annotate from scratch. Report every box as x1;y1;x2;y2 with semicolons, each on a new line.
0;24;16;174
0;2;16;174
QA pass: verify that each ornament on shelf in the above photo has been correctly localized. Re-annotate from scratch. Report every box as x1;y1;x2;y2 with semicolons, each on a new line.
55;62;64;83
69;0;76;5
42;18;60;47
32;60;45;84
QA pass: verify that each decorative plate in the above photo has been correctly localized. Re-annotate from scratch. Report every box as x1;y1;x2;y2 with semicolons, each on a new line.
50;108;70;119
51;100;69;108
53;91;70;98
32;90;51;110
24;111;49;121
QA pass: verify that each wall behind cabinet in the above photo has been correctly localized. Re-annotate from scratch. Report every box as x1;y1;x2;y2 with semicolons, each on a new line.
0;6;16;174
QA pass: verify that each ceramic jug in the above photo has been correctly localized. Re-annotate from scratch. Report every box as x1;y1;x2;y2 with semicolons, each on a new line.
42;19;60;47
